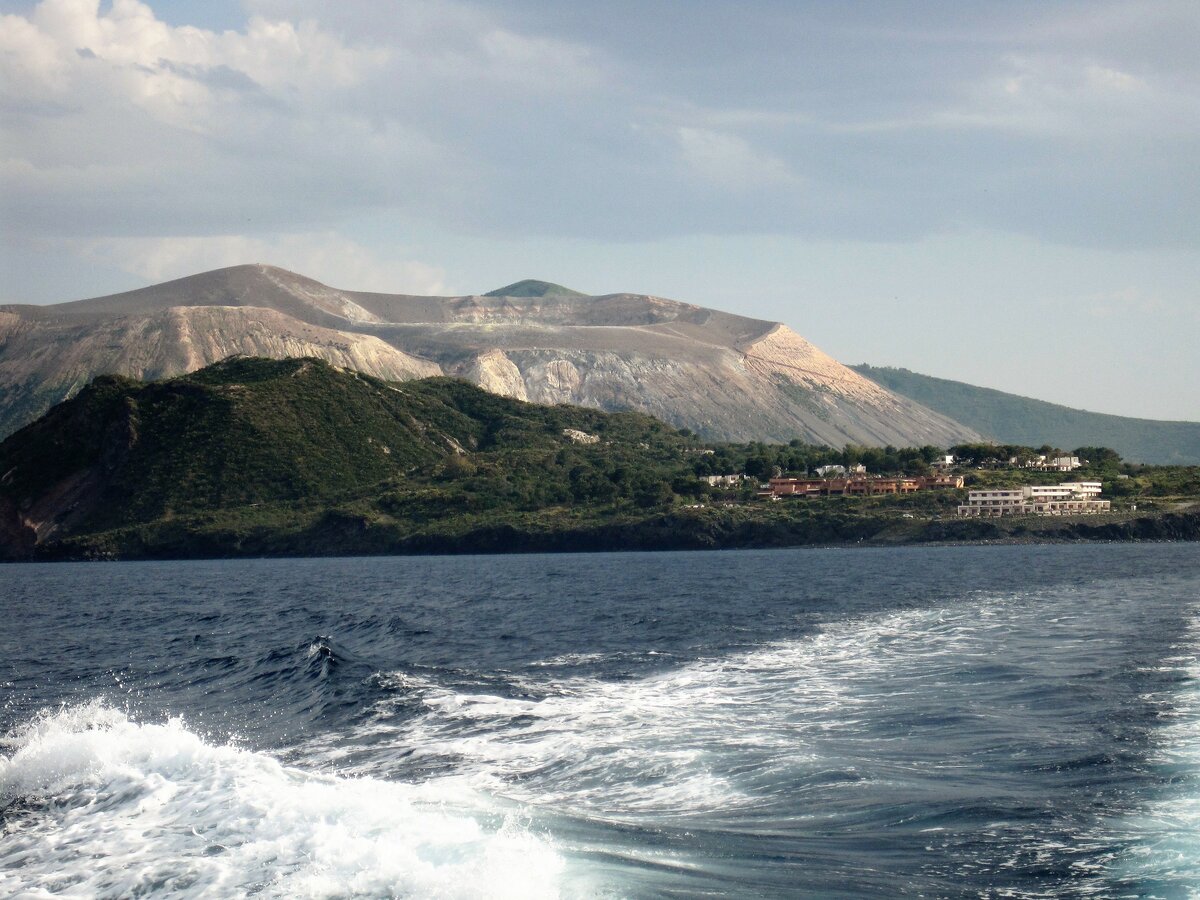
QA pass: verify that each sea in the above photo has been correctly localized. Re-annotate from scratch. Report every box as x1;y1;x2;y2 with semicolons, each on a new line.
2;543;1200;898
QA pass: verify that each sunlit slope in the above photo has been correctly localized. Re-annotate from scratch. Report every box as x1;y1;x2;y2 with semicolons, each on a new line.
0;265;981;446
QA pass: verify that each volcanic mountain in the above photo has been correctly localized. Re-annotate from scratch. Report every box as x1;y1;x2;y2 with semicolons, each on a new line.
0;265;980;446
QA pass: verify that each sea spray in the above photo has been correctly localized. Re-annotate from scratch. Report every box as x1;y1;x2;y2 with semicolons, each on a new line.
0;702;564;898
1104;612;1200;891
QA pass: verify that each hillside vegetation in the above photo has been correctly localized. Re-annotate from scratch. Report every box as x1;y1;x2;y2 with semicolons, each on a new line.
0;357;697;556
1;357;1196;561
854;365;1200;465
483;279;586;298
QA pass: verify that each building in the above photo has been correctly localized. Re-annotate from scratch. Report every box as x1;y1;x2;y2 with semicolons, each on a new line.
1019;455;1083;472
701;474;749;487
920;474;965;489
760;473;963;500
957;488;1028;516
957;482;1109;517
1048;456;1083;471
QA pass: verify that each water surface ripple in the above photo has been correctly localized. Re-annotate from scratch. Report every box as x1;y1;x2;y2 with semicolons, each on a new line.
2;544;1199;897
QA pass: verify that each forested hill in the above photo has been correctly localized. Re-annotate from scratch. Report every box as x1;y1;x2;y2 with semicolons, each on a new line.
853;365;1200;465
0;357;695;555
3;356;1196;561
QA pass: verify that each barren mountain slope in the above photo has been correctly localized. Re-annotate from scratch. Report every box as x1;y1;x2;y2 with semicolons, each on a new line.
0;265;981;446
0;303;438;439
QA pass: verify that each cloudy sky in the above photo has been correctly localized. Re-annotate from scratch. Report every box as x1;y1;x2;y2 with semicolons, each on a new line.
1;0;1197;420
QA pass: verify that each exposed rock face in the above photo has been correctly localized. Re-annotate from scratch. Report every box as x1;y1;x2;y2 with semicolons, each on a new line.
0;265;982;446
0;299;437;438
527;358;584;405
461;350;528;402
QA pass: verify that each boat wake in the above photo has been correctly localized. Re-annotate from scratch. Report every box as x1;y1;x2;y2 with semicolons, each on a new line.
0;701;563;898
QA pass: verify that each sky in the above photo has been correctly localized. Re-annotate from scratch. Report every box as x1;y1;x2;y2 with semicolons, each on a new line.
1;0;1197;421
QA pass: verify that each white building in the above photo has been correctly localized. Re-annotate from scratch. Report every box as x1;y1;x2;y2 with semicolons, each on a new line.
958;488;1027;516
958;482;1109;517
701;474;748;487
1048;456;1083;471
1017;455;1083;472
1030;482;1102;499
815;465;846;477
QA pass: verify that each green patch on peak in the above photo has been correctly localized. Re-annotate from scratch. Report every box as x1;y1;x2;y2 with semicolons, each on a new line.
483;279;587;299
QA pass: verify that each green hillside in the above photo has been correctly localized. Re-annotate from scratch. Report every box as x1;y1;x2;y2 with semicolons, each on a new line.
2;357;1196;561
853;365;1200;465
0;356;697;555
483;279;586;298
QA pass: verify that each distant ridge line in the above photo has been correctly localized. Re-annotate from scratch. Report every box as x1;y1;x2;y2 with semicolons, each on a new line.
853;364;1200;464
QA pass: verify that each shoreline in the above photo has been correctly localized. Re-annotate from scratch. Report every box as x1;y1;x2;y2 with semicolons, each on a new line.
10;508;1199;564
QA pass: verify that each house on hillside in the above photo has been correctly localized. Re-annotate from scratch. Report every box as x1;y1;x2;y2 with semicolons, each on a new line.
1022;455;1083;472
761;474;961;499
957;481;1108;517
701;474;749;487
1048;456;1083;471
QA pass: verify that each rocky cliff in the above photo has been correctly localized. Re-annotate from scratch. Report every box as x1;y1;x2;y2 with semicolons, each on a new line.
0;265;981;446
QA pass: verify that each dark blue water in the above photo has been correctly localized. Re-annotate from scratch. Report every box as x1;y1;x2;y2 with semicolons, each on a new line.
2;544;1200;897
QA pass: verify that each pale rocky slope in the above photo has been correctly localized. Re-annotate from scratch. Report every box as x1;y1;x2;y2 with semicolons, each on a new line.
0;302;437;439
0;265;981;446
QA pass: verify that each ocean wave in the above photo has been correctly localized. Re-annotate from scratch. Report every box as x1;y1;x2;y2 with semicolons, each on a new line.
0;701;563;898
326;591;1080;822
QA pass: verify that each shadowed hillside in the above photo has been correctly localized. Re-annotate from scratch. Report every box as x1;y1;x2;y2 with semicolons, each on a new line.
0;357;691;555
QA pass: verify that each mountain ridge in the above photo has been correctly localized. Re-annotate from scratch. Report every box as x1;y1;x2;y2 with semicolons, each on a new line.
0;356;702;557
0;265;980;447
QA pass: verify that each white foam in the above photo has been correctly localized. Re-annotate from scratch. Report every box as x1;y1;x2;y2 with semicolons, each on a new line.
1109;612;1200;892
0;701;564;898
332;590;1083;821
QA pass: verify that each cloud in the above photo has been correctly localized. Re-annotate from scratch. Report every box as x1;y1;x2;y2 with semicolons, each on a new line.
79;232;448;294
0;0;1198;254
0;0;451;239
922;52;1187;139
674;126;799;191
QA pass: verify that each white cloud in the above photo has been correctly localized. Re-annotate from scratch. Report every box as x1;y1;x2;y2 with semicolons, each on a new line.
1;0;1198;256
80;232;447;294
0;0;447;236
674;126;798;191
476;27;601;90
0;0;612;244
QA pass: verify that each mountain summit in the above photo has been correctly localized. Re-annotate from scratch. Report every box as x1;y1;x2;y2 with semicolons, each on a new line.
0;265;980;446
484;280;586;299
